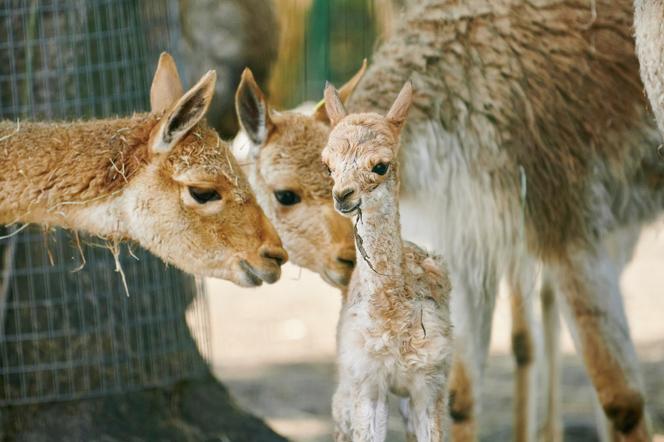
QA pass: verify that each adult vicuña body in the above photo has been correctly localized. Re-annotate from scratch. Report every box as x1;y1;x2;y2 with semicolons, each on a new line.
0;52;287;287
323;81;453;442
346;1;664;440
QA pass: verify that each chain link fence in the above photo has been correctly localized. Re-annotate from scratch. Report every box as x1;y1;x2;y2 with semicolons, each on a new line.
0;0;211;405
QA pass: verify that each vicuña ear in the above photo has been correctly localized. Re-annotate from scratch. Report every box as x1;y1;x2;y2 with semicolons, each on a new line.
150;52;185;113
385;81;413;134
235;68;274;146
150;70;216;155
324;82;348;128
314;59;367;123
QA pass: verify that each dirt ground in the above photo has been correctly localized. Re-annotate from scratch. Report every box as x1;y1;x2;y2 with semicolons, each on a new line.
203;224;664;441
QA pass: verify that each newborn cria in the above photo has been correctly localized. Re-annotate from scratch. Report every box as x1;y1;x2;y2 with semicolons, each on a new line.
322;81;453;442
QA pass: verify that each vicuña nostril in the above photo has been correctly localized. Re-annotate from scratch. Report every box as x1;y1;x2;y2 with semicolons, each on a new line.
260;246;288;266
336;256;356;268
334;188;355;203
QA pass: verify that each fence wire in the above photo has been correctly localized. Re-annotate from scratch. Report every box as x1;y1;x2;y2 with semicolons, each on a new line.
0;0;211;405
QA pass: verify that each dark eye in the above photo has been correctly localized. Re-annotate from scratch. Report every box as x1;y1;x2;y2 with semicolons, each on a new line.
188;187;221;204
324;163;332;176
372;162;389;175
274;190;301;206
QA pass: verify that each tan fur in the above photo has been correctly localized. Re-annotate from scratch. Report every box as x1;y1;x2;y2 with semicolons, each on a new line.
323;83;453;441
448;358;475;441
554;249;648;439
0;116;154;216
540;278;563;442
234;1;660;438
348;0;663;258
509;277;536;442
339;1;662;440
0;53;287;287
150;52;185;113
234;67;364;288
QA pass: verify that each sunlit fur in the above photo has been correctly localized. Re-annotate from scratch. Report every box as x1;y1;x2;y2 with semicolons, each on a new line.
339;1;661;440
0;53;287;288
323;83;453;442
233;68;363;289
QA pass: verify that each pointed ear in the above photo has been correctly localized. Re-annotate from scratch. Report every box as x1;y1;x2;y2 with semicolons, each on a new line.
385;81;413;133
150;70;216;155
324;82;348;128
314;59;367;123
150;52;185;113
235;68;274;146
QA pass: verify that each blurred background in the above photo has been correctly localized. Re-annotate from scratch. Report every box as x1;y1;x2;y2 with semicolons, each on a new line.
180;0;397;137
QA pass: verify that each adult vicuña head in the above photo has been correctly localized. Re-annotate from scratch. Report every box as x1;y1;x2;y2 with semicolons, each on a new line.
0;52;287;287
232;62;367;288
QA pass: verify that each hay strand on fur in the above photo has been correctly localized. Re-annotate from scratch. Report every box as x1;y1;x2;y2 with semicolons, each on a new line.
0;119;20;145
71;231;87;272
353;208;393;277
0;224;29;240
108;239;130;297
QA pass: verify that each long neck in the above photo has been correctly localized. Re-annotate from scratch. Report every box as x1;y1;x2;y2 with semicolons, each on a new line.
0;115;157;236
353;173;405;293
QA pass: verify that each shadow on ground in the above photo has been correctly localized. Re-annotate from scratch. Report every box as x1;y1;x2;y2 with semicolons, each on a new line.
1;372;285;442
215;348;664;442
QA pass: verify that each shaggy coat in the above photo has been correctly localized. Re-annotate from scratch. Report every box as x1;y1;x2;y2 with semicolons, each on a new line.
232;2;662;438
349;0;663;258
343;0;662;439
0;53;287;287
323;83;453;442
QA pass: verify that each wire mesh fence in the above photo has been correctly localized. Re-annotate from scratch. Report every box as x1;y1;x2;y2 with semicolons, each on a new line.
0;0;211;405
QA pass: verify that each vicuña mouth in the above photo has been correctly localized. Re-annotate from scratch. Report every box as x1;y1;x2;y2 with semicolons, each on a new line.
322;269;351;288
338;200;361;214
239;260;264;286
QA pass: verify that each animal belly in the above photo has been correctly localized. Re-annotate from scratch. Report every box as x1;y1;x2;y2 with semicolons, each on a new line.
399;136;518;268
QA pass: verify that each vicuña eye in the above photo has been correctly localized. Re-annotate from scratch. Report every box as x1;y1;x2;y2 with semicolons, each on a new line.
372;162;389;175
274;190;301;206
188;187;221;204
324;164;332;176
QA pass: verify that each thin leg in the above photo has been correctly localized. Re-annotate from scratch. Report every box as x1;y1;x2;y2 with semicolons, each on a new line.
509;275;537;442
593;391;621;442
350;382;388;442
410;387;449;442
448;268;498;442
449;357;476;442
400;398;418;442
553;245;648;441
539;277;562;442
332;381;353;442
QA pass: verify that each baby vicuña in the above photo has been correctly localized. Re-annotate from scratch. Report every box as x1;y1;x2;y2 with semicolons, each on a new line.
322;81;453;442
